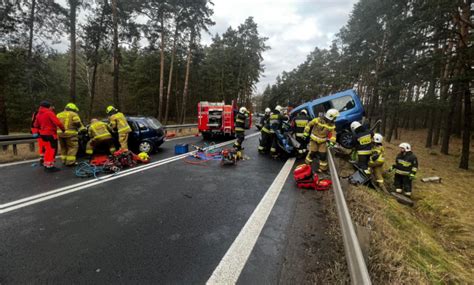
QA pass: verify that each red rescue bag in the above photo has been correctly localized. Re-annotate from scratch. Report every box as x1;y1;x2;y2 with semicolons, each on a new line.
293;164;312;181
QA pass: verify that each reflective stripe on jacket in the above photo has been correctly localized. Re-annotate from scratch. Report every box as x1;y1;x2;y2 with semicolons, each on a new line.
89;121;112;141
303;117;336;143
235;112;247;132
394;151;418;176
57;110;85;136
369;144;385;167
109;112;131;134
293;114;309;137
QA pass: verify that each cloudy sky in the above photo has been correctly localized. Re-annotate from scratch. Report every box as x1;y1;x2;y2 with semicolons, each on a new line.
204;0;358;93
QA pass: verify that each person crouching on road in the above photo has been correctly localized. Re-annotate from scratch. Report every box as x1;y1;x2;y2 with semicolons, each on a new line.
86;119;117;156
56;103;86;166
369;133;387;192
351;121;373;175
33;101;65;172
106;106;131;150
233;106;249;159
258;107;272;154
392;143;418;197
303;108;339;172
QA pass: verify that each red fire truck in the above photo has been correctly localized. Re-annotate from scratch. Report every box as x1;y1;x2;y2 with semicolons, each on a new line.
198;101;252;139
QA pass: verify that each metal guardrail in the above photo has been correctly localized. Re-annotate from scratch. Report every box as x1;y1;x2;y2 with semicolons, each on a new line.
327;148;372;285
0;124;198;155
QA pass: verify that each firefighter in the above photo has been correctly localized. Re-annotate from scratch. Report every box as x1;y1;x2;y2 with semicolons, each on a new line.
392;143;418;197
269;105;286;158
351;121;373;175
258;108;272;153
33;101;65;172
233;106;249;158
106;106;131;150
56;103;85;166
369;133;387;192
292;109;310;155
303;108;339;172
31;109;45;164
86;119;116;156
256;107;270;130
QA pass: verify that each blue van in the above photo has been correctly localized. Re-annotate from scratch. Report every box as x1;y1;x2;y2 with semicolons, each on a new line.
290;89;365;148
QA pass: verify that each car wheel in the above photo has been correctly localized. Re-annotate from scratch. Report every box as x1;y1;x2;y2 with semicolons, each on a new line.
138;141;154;153
338;131;354;149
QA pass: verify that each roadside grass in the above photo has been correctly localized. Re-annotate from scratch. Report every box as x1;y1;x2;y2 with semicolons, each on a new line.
0;128;200;163
346;129;474;284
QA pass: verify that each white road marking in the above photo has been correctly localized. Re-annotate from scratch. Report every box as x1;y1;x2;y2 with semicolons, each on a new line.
207;157;296;285
0;135;199;169
0;132;259;214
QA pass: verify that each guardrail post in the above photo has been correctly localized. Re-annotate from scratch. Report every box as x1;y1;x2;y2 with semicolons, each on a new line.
29;142;35;152
13;144;18;156
328;148;371;285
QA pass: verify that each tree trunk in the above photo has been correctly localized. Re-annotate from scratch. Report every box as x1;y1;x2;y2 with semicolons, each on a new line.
27;0;36;106
453;91;463;136
69;0;77;103
181;32;193;124
111;0;120;108
158;15;165;120
0;91;8;135
164;26;178;124
458;0;471;169
441;79;460;154
425;78;437;148
460;88;471;169
88;3;107;120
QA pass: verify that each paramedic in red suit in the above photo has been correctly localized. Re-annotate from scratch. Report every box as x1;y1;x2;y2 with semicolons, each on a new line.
33;101;65;172
31;110;46;164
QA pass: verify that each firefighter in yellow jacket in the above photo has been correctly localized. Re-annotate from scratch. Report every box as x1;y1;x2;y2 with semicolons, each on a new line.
303;109;340;172
106;106;131;150
86;119;116;155
56;103;85;166
369;133;387;192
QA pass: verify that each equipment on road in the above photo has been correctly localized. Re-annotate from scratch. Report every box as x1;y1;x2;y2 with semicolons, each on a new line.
175;143;189;154
293;164;332;191
198;100;252;139
221;148;237;165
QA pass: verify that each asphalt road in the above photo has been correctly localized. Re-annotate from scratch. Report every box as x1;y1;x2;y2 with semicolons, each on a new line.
0;130;303;284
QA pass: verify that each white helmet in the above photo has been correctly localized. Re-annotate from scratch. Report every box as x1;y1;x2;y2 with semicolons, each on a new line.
300;109;308;115
239;107;248;113
325;108;340;121
373;133;383;144
265;107;271;114
275;105;283;112
350;121;362;132
399;142;411;152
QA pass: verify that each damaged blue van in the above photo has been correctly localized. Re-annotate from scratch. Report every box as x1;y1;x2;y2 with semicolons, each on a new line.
290;89;365;148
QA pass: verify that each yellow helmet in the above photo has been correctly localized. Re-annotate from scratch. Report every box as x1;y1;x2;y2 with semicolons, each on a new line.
138;152;150;161
106;105;117;114
65;103;79;112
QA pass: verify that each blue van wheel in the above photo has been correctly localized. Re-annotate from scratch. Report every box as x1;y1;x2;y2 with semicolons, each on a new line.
139;141;154;153
338;131;354;149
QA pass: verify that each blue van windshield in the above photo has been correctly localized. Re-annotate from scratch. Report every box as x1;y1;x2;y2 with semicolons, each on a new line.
331;95;355;112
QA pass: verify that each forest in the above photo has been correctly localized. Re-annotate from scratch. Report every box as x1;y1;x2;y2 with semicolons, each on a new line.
1;0;472;169
0;0;268;130
260;0;472;169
